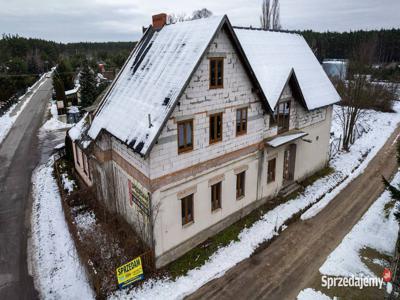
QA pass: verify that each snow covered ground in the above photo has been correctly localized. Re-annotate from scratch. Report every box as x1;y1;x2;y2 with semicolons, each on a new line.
0;72;50;144
296;171;400;299
109;104;400;299
29;102;400;300
30;157;94;300
297;288;331;300
320;171;400;277
40;101;73;132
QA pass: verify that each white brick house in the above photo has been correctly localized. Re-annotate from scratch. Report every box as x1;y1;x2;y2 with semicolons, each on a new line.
74;14;340;268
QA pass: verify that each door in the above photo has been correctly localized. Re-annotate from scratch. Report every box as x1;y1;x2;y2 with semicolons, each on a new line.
283;144;296;184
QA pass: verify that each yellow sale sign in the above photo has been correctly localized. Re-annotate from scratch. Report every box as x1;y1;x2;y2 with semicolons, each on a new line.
116;257;144;288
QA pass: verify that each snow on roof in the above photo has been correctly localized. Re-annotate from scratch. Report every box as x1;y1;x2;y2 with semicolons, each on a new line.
68;106;80;114
69;113;89;142
234;28;341;110
65;84;80;96
266;131;308;148
88;16;225;155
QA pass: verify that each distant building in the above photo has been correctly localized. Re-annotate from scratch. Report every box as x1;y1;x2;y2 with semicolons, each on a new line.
56;84;81;116
322;59;348;80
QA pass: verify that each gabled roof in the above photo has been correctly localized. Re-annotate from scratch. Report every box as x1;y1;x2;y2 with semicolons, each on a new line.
88;16;229;155
234;28;341;110
88;15;340;157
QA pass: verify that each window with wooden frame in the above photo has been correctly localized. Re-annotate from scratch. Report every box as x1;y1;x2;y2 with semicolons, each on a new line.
274;101;291;134
209;113;223;144
82;153;88;175
73;143;79;166
236;107;248;136
181;194;194;225
267;158;276;183
177;119;193;153
209;58;224;89
211;182;222;211
236;171;246;199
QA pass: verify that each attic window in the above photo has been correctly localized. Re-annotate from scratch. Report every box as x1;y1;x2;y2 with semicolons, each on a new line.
209;58;224;89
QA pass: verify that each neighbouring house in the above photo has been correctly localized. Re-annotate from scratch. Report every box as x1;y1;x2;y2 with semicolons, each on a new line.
322;59;348;80
57;84;81;122
69;14;340;268
68;88;109;186
69;113;93;187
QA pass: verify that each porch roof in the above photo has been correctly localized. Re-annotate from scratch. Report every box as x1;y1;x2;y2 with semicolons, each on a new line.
265;130;308;148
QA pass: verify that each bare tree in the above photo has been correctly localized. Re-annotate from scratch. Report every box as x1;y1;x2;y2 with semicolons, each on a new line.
168;8;213;24
167;13;187;24
260;0;281;30
335;38;395;151
191;8;213;20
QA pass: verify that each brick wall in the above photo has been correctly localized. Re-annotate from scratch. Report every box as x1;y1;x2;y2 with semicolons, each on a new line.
149;28;271;179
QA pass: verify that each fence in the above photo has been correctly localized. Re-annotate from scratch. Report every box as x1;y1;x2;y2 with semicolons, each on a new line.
140;249;156;272
329;135;342;160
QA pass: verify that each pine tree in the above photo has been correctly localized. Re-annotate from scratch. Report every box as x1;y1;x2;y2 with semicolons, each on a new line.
57;59;74;90
383;141;400;222
80;61;97;108
53;75;66;105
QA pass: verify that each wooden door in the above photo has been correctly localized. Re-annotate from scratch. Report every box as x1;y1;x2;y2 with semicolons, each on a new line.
283;144;296;184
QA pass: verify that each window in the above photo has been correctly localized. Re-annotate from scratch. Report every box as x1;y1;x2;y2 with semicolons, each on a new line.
73;143;79;166
209;58;224;89
209;113;223;144
181;194;194;225
267;158;276;183
211;182;222;211
177;119;193;153
236;171;246;199
274;101;291;134
82;153;88;175
236;107;248;136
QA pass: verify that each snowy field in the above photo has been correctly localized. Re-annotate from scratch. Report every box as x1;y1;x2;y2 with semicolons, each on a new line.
297;171;400;299
30;103;400;299
29;157;94;300
0;72;50;144
110;104;400;300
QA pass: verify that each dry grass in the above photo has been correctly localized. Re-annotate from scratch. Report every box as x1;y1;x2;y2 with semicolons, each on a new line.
55;159;155;299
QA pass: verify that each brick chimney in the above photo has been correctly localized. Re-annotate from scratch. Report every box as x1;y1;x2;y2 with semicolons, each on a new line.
152;13;167;30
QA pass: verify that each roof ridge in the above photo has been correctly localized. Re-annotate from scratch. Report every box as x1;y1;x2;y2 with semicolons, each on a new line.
233;26;301;36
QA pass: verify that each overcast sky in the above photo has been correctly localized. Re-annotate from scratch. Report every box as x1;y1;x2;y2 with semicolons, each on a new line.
1;0;399;43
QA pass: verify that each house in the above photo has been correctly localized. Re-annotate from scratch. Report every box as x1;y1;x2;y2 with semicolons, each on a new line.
68;88;109;187
322;59;348;80
70;14;340;268
56;83;81;122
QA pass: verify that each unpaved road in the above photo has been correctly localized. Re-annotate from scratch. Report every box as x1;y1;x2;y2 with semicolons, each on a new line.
188;126;400;300
0;77;53;300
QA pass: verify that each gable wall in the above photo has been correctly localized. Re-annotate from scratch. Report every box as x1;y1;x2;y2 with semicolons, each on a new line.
149;27;272;180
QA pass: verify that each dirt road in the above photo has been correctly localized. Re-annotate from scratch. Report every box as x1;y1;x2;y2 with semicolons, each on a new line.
188;126;400;300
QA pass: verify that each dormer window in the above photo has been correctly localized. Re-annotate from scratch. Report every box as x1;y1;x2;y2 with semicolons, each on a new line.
275;101;291;134
209;58;224;89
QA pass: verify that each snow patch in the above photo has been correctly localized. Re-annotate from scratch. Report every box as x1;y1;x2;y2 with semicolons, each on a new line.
319;171;400;277
41;101;73;132
74;211;96;232
297;288;332;300
301;103;400;220
61;173;76;194
30;157;94;299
